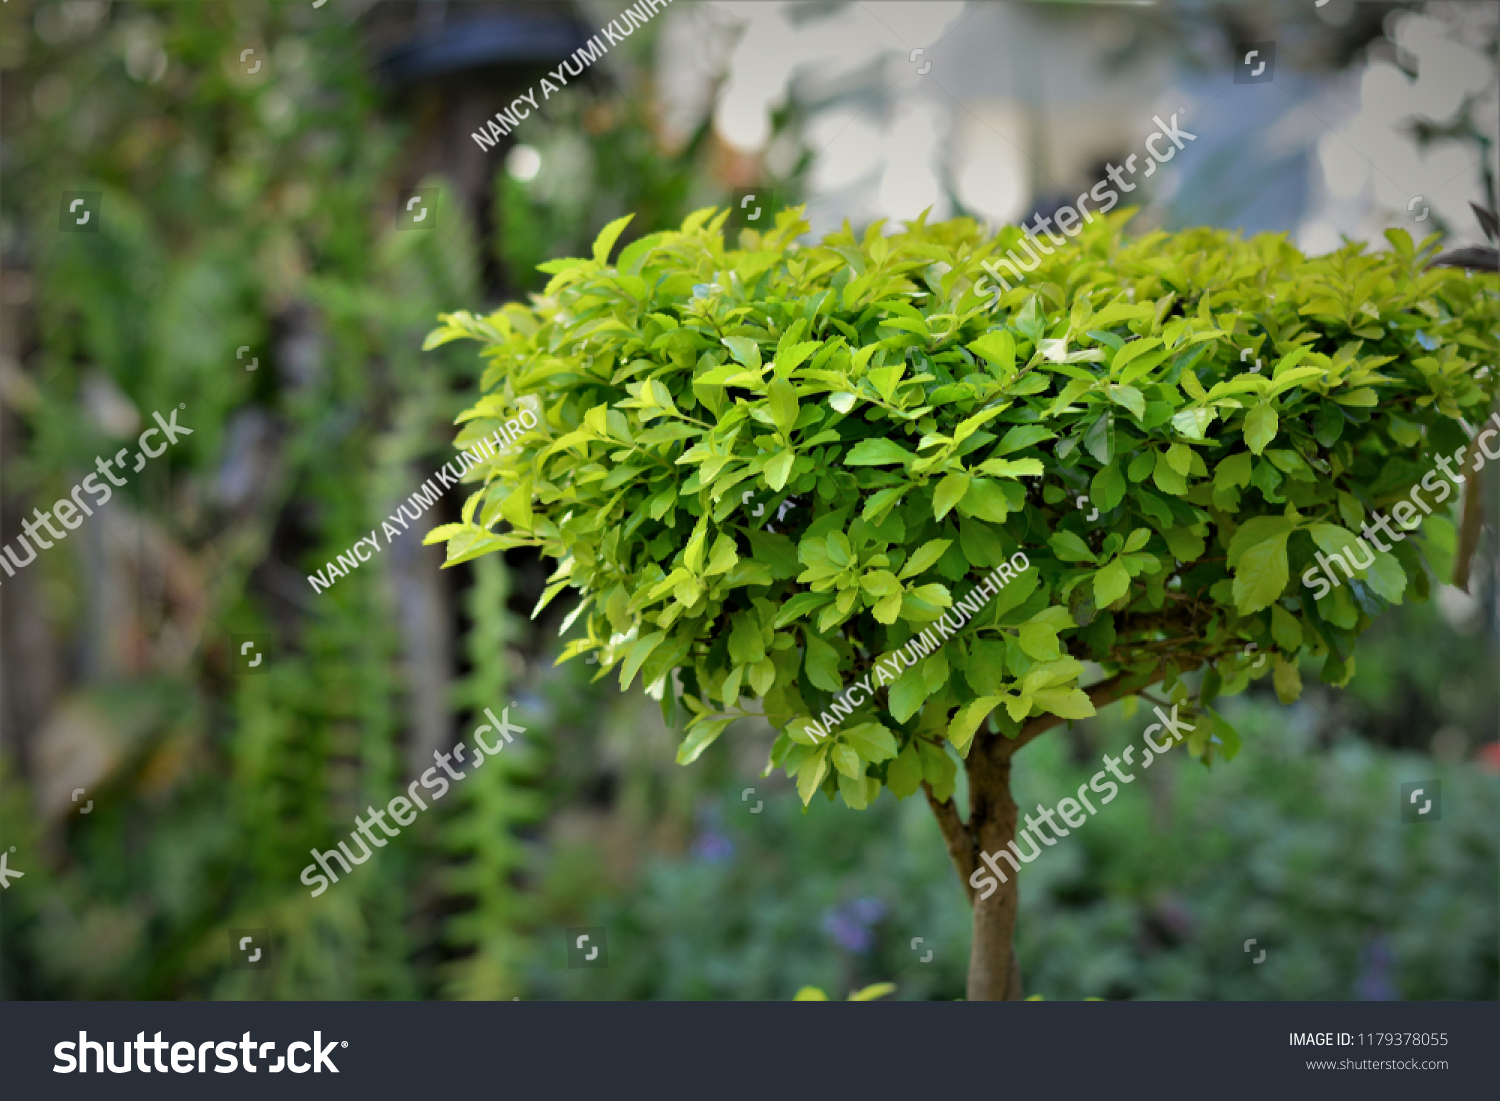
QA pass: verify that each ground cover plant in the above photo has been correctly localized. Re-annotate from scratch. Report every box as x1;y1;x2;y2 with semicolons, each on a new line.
425;205;1500;998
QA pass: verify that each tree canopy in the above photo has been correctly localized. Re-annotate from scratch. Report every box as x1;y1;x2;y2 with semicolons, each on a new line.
426;206;1500;810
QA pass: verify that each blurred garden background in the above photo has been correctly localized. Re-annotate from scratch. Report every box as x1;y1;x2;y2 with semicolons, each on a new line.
1;0;1496;1001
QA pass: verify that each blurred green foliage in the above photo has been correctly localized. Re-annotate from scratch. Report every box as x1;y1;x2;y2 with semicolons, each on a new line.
0;0;522;999
539;690;1497;1000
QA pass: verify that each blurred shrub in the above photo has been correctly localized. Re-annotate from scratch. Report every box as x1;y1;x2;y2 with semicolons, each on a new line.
540;691;1496;1000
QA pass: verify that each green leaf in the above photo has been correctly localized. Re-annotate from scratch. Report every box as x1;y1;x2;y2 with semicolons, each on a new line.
888;666;930;724
1208;708;1242;761
1152;451;1188;496
948;697;1002;756
918;739;956;802
907;583;953;608
934;473;970;521
1230;532;1290;615
591;213;634;264
886;742;923;798
1272;654;1302;703
844;438;915;466
1017;619;1061;661
1244;402;1279;455
968;330;1016;376
832;743;863;779
957;517;1006;567
1227;515;1299;568
1030;687;1096;720
676;717;731;764
764;449;796;491
1215;452;1253;491
796;749;830;805
957;478;1011;523
998;425;1056;453
683;522;708;574
722;336;763;370
1093;558;1131;605
1048;530;1097;563
1172;406;1215;439
1108;383;1146;420
705;534;739;576
1091;462;1127;512
1308;522;1364;561
774;591;833;628
729;615;766;665
1365;550;1407;604
1160;525;1206;562
900;539;951;579
976;457;1044;479
843;722;899;761
1084;412;1113;464
748;657;776;696
1164;443;1193;477
619;631;667;689
768;378;799;432
803;630;842;691
1270;604;1302;652
774;340;821;375
1111;336;1164;375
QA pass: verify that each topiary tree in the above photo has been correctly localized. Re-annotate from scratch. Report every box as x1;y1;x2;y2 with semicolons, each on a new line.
423;206;1500;999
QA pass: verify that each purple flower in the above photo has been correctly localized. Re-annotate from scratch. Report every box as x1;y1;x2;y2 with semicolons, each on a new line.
822;897;887;954
1354;937;1399;1001
691;830;735;864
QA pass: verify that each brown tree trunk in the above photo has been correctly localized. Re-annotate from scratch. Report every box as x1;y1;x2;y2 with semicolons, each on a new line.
965;736;1022;1000
923;736;1024;1001
923;669;1163;1001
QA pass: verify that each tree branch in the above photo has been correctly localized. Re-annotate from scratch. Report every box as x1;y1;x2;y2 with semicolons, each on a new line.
1000;666;1168;760
923;779;976;905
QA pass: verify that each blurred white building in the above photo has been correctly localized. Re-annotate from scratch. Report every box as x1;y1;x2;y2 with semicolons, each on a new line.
649;0;1498;251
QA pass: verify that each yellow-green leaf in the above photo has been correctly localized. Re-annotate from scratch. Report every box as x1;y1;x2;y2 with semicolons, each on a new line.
934;473;970;520
1244;402;1278;455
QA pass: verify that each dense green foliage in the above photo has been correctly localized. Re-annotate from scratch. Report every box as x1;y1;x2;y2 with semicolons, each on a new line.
428;207;1500;809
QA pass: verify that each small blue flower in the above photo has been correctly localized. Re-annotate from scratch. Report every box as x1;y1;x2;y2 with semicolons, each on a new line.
1354;937;1399;1001
822;897;887;954
691;830;735;864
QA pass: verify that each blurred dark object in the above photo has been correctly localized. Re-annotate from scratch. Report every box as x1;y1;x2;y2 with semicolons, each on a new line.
1426;203;1500;271
1427;248;1499;272
366;1;599;299
374;4;595;86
